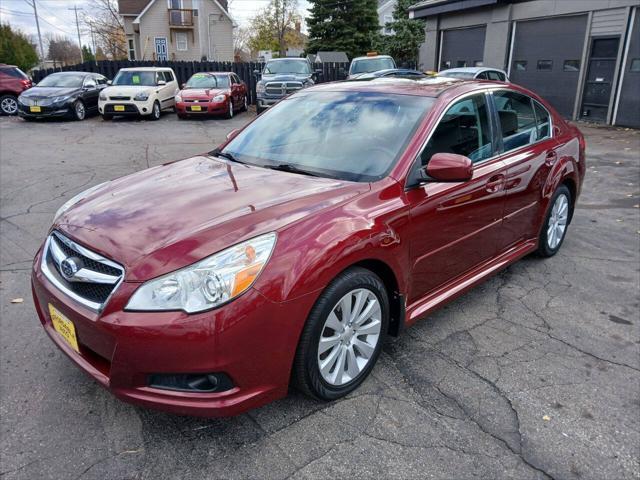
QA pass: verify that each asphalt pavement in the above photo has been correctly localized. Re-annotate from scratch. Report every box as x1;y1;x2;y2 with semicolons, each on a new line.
0;111;638;480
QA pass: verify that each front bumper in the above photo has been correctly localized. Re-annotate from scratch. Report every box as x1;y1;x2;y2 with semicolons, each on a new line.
99;100;153;116
31;245;315;417
176;100;227;115
18;103;71;118
256;96;282;109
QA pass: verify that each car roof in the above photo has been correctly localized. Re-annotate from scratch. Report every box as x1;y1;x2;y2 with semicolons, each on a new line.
440;67;506;74
351;55;394;62
119;67;173;71
194;71;232;75
266;58;309;62
47;71;91;75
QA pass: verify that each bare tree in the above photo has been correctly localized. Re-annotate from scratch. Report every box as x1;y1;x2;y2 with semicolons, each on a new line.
83;0;126;60
247;0;302;57
46;34;82;67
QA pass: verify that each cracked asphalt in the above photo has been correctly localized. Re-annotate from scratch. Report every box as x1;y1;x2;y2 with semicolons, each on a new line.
0;112;639;480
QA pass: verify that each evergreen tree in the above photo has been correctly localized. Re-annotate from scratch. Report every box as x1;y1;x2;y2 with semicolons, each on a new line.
0;24;39;71
377;0;424;66
307;0;380;60
82;45;96;62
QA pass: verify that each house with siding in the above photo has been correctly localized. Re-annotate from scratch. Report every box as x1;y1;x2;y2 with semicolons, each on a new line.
118;0;235;62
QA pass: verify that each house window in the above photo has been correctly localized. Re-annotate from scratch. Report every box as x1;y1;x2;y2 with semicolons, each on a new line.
630;58;640;72
383;14;393;35
176;32;188;51
514;60;527;71
128;39;135;60
537;60;553;71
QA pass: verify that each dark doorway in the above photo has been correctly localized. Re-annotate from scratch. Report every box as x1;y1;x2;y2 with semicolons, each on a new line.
581;37;621;123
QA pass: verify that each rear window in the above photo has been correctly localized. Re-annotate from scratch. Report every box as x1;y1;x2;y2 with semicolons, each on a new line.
0;67;28;79
350;57;396;75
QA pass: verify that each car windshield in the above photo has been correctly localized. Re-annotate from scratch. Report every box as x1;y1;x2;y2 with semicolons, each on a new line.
350;58;396;74
264;60;311;75
185;74;229;89
440;71;474;79
37;73;84;88
222;91;434;182
113;71;157;86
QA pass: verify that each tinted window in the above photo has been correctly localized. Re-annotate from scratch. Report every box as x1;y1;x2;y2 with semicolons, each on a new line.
537;60;553;71
418;94;493;169
494;91;538;151
95;76;108;85
487;71;505;81
533;101;551;140
477;71;489;80
223;91;434;182
350;57;395;74
164;71;174;82
264;60;311;75
1;67;28;79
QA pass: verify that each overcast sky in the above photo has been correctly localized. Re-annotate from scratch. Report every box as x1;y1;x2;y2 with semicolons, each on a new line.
0;0;310;50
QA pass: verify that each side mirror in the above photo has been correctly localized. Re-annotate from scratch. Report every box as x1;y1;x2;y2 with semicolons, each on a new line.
226;128;240;141
253;69;261;77
157;80;167;86
106;80;112;85
425;153;473;182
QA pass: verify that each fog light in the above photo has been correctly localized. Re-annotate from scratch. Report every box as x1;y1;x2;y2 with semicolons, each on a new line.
142;107;147;113
148;372;234;392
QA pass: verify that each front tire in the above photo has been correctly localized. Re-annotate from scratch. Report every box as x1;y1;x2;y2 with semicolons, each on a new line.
102;114;113;121
150;101;161;121
537;184;571;257
226;100;234;119
293;267;389;400
72;100;85;121
0;94;18;115
241;95;248;112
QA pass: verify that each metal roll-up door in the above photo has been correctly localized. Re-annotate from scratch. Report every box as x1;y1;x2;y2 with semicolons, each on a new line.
440;26;486;70
509;15;588;118
615;10;640;128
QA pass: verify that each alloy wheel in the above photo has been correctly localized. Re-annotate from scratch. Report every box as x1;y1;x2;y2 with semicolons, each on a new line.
153;102;160;119
75;102;85;120
317;288;382;386
229;101;234;118
547;193;568;249
1;97;18;115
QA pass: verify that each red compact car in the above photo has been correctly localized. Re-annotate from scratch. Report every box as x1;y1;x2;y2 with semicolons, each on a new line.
32;78;585;417
0;64;32;115
175;72;247;119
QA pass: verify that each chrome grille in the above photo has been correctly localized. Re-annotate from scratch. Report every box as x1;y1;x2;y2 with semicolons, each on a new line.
264;81;303;96
41;231;124;311
109;96;131;101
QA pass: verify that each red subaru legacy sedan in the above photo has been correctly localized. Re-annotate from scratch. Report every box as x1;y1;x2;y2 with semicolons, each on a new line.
32;78;585;417
175;72;248;119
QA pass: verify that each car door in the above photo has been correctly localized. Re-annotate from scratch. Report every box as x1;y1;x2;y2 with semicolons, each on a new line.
231;74;242;107
81;76;100;110
405;92;508;303
158;71;176;108
493;90;559;247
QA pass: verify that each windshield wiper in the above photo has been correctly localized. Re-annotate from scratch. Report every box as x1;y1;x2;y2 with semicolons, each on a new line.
265;164;321;177
212;150;246;164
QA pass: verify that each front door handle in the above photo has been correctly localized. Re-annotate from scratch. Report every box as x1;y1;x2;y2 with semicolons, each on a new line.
545;150;558;166
485;174;505;193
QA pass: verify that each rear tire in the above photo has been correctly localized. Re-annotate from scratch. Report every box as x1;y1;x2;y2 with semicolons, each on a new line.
293;267;389;400
150;101;161;121
72;100;86;121
0;94;18;115
537;184;571;257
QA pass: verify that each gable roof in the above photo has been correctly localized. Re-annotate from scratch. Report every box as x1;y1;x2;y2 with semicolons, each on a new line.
315;51;349;63
117;0;149;15
131;0;235;26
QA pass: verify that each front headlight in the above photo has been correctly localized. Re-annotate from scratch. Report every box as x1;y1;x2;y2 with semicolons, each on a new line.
126;232;277;313
53;95;71;104
53;182;108;222
134;92;150;101
256;83;265;94
175;93;182;102
99;92;107;101
212;94;226;103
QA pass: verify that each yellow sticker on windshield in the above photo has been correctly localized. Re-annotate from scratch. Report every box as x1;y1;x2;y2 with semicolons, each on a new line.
132;75;140;84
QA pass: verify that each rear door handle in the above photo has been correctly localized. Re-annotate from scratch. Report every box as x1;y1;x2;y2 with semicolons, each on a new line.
485;174;505;193
545;150;558;166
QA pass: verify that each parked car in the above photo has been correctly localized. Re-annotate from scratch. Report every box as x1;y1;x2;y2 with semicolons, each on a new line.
439;67;509;81
0;64;32;115
254;58;319;114
98;67;178;120
176;72;247;119
17;72;108;121
32;77;585;417
350;68;428;80
347;54;396;79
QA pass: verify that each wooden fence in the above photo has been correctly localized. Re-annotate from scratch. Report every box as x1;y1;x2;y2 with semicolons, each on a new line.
31;60;351;105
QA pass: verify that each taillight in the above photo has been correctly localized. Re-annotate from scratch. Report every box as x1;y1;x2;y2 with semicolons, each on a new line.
21;79;32;88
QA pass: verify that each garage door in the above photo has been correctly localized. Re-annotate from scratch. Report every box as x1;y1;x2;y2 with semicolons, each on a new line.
615;10;640;128
440;26;486;70
509;15;588;117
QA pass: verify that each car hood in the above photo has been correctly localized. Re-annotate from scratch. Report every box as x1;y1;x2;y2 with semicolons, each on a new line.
21;87;79;98
179;88;227;98
56;155;366;281
102;85;154;96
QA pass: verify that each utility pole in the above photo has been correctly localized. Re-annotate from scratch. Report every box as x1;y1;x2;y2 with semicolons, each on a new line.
68;5;84;63
29;0;45;67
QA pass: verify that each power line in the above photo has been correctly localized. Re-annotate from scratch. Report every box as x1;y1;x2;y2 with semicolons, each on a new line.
68;5;84;62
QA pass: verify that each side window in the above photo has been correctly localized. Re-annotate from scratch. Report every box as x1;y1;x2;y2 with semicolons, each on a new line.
83;77;97;88
494;91;538;151
476;71;489;80
418;94;493;170
487;71;504;81
95;76;107;85
533;100;551;140
165;71;175;82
